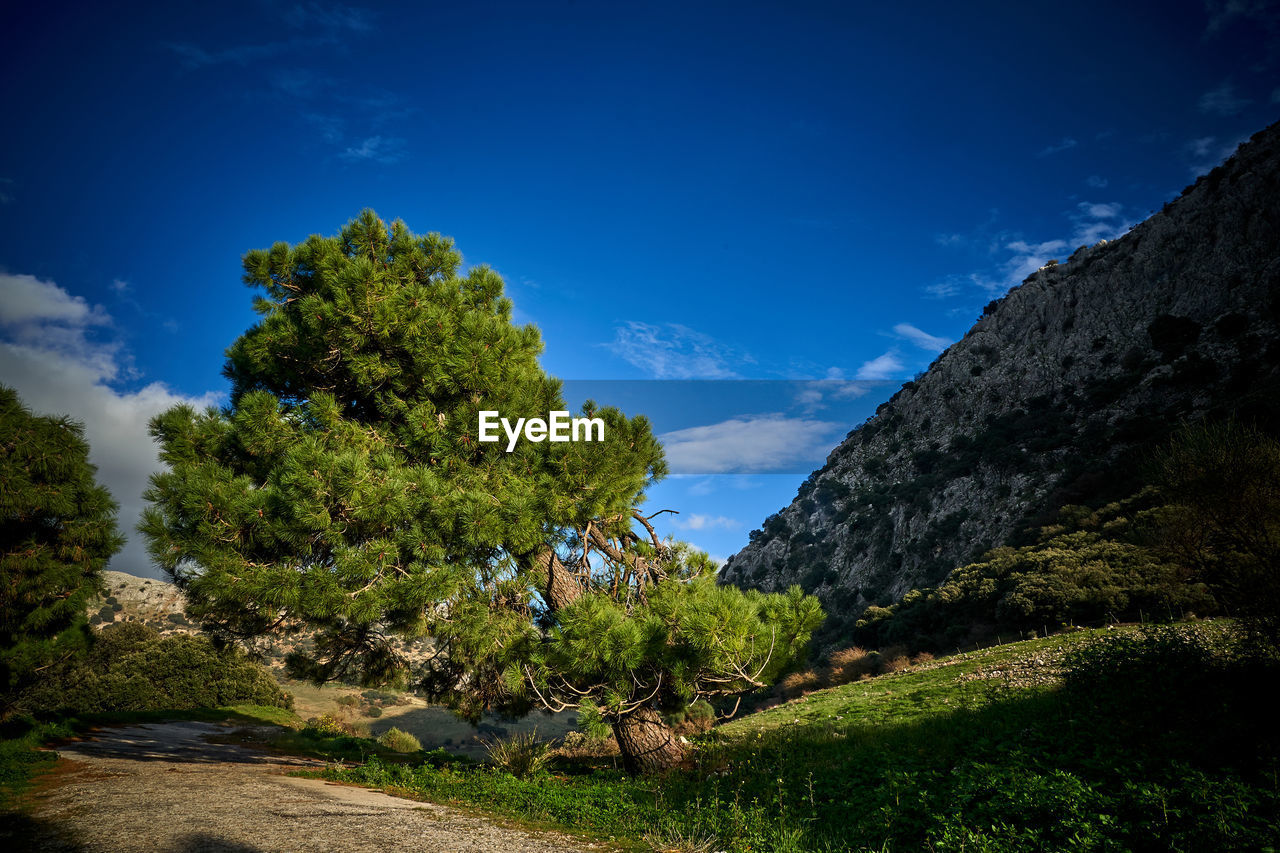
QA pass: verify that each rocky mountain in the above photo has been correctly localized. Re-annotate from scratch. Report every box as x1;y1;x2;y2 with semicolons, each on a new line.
721;120;1280;639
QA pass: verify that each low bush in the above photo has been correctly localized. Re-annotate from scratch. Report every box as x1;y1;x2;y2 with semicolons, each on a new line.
485;730;552;779
377;727;421;753
778;669;822;699
21;622;290;714
304;713;358;738
827;646;876;685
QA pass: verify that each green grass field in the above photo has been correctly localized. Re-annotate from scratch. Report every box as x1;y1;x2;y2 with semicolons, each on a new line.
305;624;1280;852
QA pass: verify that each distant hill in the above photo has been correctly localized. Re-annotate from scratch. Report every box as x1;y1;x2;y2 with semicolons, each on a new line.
722;119;1280;642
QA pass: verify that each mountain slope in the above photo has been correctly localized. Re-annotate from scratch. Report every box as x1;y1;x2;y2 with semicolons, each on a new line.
721;120;1280;634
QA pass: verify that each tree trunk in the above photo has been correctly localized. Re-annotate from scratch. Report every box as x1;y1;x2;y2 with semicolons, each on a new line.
612;705;686;775
523;547;582;612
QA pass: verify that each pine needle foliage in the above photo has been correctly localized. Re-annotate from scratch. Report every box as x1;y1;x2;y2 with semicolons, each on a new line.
140;211;821;773
1;386;123;714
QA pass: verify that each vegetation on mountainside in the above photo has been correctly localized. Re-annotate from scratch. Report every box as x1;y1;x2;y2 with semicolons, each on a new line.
841;420;1280;658
852;491;1216;653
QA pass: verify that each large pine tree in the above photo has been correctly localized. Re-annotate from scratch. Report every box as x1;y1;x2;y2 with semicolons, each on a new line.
141;211;821;773
1;386;123;715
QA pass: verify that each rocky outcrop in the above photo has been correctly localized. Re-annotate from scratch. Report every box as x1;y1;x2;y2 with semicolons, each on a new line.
722;121;1280;635
90;571;436;672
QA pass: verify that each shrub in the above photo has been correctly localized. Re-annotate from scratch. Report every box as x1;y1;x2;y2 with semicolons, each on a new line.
552;730;619;760
305;714;357;738
377;727;421;753
1062;625;1278;765
675;699;715;735
22;622;290;714
365;706;383;718
779;669;822;699
827;646;876;685
485;730;552;779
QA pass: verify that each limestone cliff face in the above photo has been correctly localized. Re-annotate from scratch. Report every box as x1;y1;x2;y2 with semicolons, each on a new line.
721;121;1280;629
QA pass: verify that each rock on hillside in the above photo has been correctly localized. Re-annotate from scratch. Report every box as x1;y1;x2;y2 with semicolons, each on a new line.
90;570;197;634
88;571;435;674
721;120;1280;638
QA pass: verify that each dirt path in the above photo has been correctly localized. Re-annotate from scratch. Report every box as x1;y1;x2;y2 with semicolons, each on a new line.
4;721;594;852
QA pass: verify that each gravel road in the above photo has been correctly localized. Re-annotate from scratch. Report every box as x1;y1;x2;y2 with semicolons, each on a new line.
3;721;593;853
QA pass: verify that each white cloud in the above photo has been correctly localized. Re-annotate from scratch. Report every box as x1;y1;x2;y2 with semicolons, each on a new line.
0;273;221;579
892;323;951;353
1068;201;1135;246
924;277;962;299
1037;137;1078;157
968;239;1068;294
855;350;905;381
339;135;406;164
671;513;742;531
1186;134;1248;177
605;321;748;379
659;414;841;474
285;2;375;32
1198;82;1251;115
0;273;110;328
793;372;871;412
1085;175;1109;188
110;278;131;294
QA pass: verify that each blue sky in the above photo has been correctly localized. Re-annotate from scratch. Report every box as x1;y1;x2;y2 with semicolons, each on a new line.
2;0;1279;577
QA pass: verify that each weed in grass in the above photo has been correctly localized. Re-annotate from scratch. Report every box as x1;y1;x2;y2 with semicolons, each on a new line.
484;730;552;779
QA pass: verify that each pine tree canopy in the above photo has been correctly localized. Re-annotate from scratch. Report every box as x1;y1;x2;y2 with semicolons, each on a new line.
1;385;123;713
141;211;821;773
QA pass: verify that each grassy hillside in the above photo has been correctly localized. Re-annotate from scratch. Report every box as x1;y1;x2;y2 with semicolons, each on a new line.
309;622;1280;852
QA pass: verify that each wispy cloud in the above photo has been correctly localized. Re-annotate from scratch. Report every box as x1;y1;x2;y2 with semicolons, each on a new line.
0;274;221;579
1186;135;1248;176
924;277;962;299
892;323;951;353
0;178;13;205
942;199;1135;299
659;414;842;474
163;40;300;69
1037;137;1078;157
339;135;406;164
793;372;873;412
284;2;375;33
855;350;905;380
1069;202;1133;245
1198;82;1252;115
968;239;1068;294
1085;174;1109;188
1204;0;1279;36
605;322;749;379
165;2;375;68
671;513;742;531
